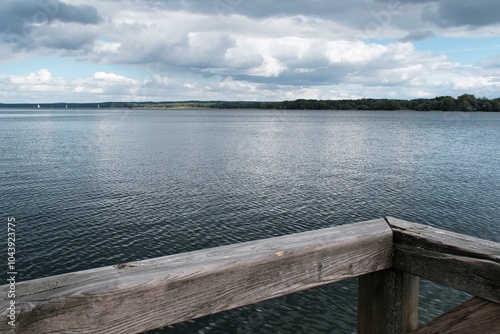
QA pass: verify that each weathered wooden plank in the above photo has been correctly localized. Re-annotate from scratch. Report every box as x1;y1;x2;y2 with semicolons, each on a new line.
386;217;500;304
410;297;500;334
0;219;392;333
358;269;419;334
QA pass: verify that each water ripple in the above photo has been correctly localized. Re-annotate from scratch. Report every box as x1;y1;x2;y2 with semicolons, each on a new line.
1;109;499;333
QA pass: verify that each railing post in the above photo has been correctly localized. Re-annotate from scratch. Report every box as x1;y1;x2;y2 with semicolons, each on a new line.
358;269;419;334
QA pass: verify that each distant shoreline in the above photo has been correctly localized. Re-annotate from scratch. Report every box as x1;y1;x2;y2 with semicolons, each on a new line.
1;94;499;112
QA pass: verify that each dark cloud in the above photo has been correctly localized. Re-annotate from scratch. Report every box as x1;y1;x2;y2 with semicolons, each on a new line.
383;0;436;3
37;26;97;50
436;0;500;27
57;2;102;24
0;0;102;52
138;0;500;34
399;30;434;42
375;0;500;29
142;0;386;28
227;67;345;86
0;0;102;36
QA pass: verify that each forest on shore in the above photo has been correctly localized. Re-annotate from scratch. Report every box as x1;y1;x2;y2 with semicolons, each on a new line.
209;94;500;111
1;94;499;111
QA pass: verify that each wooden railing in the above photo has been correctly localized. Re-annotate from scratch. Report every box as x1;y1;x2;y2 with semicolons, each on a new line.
1;217;499;333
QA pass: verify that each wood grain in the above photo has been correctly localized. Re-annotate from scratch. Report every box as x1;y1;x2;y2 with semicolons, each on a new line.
386;217;500;304
358;269;419;334
410;297;500;334
0;219;392;333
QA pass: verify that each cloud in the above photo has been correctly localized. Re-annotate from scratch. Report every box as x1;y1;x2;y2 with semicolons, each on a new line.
0;0;102;33
434;0;500;27
0;0;102;51
56;1;102;24
10;68;52;85
139;0;380;20
399;30;435;42
477;54;500;69
3;54;500;103
33;23;98;50
1;0;500;103
2;69;144;102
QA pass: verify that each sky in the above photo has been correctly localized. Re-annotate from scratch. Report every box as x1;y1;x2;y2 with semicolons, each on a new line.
1;0;500;103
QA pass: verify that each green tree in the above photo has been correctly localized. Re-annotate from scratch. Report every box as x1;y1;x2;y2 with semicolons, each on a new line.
440;96;456;111
457;94;477;111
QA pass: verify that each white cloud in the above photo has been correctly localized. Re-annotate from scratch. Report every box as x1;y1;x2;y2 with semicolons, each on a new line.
93;72;135;83
250;56;288;77
11;69;52;85
94;41;121;53
74;85;103;94
325;41;387;64
218;77;258;94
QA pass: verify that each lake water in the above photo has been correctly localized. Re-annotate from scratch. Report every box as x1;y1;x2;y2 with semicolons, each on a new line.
1;109;499;333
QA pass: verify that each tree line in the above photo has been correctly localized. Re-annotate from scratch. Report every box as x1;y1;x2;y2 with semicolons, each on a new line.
212;94;500;111
1;94;499;111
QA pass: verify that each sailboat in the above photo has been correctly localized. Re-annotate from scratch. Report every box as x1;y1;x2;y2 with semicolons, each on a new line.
37;104;40;109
